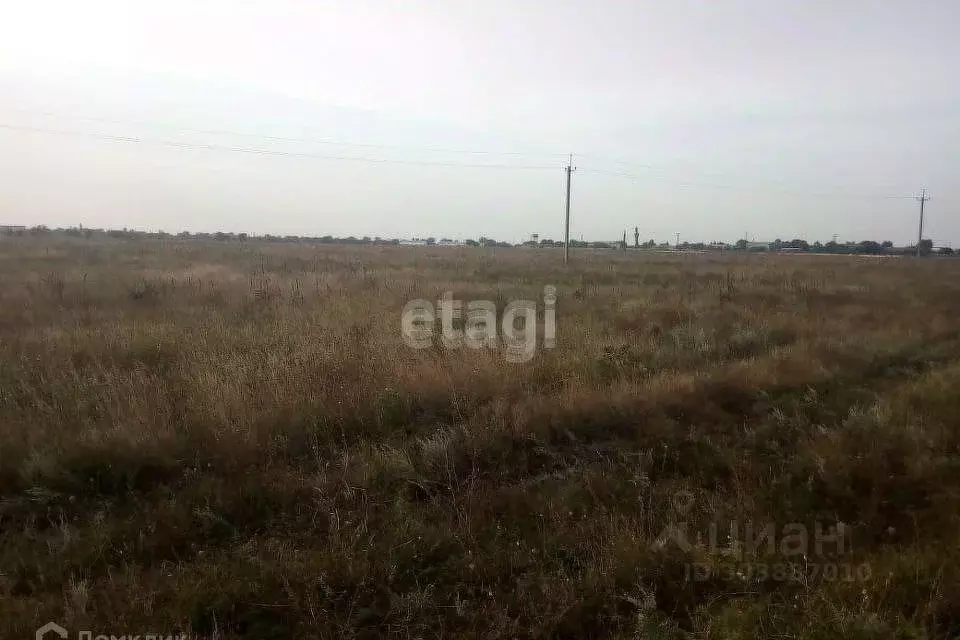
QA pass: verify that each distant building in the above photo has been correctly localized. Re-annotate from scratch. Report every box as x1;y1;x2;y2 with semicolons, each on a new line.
0;225;26;237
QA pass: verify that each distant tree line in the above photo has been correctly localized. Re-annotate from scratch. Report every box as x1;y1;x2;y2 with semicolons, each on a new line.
2;226;951;255
729;238;945;256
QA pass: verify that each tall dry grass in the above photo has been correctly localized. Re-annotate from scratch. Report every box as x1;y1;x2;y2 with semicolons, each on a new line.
1;235;959;638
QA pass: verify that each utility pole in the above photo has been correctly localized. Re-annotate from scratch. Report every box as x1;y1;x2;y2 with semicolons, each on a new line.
916;188;931;257
563;154;576;265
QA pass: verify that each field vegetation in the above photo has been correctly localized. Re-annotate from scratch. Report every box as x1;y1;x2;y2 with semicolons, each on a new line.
2;235;959;638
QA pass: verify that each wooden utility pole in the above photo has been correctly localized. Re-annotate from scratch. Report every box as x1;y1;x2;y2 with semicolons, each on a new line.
916;188;930;257
563;154;576;265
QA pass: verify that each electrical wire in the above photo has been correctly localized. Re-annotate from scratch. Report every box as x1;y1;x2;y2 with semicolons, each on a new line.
0;107;569;161
0;113;933;200
0;123;561;170
578;167;917;200
576;153;917;196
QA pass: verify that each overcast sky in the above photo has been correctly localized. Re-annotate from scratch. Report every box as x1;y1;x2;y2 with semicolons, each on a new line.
1;0;957;244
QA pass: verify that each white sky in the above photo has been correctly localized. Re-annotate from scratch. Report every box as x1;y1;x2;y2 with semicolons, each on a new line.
1;0;957;244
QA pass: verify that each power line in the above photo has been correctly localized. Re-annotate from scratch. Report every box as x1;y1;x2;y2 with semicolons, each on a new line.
1;107;569;160
579;166;917;200
577;153;916;196
3;109;931;201
0;123;561;170
1;115;940;218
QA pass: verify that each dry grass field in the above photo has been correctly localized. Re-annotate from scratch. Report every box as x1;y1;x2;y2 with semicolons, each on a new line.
2;235;960;639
